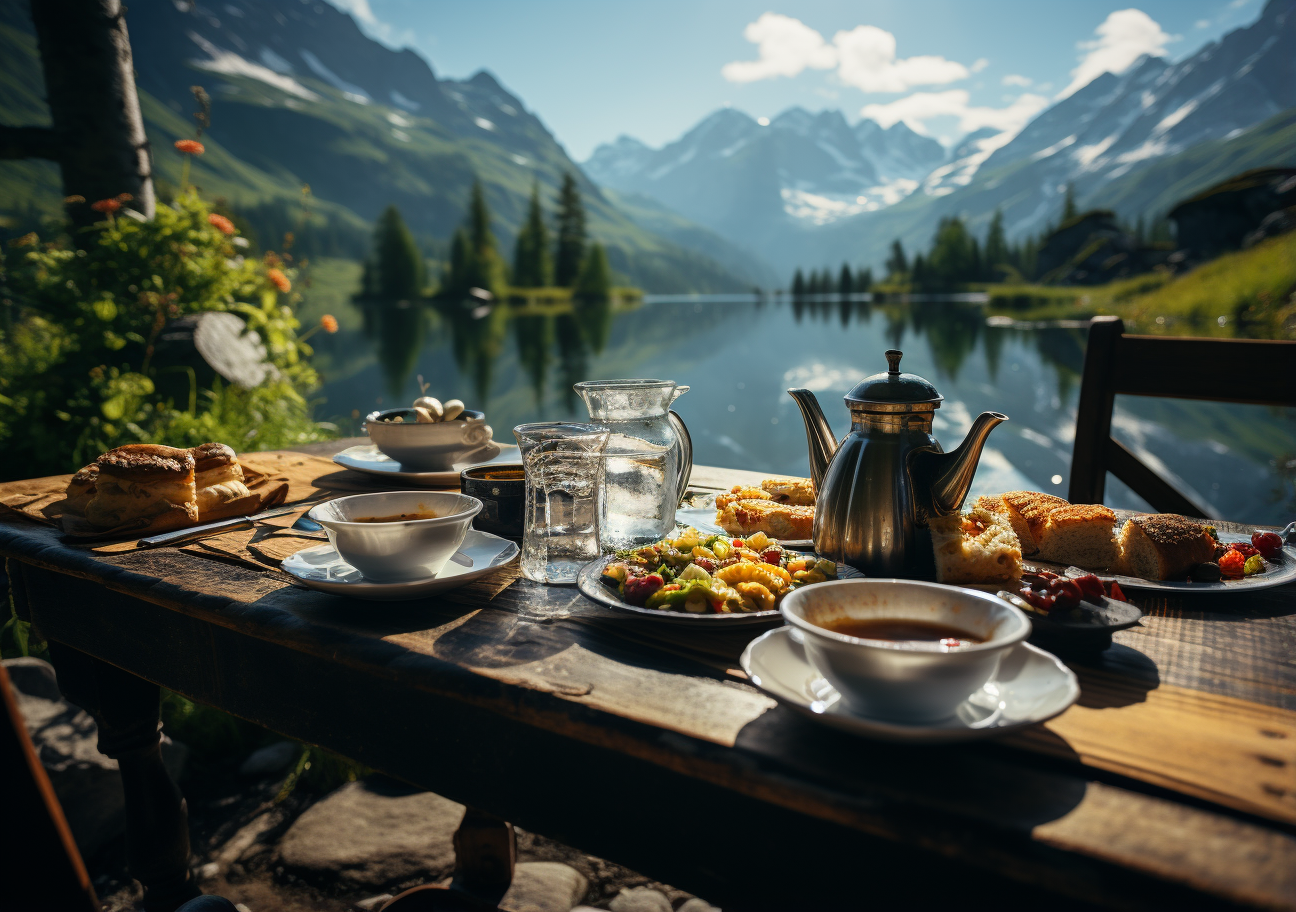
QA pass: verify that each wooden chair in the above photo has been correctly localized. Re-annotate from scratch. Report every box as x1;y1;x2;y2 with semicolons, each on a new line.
1069;315;1296;516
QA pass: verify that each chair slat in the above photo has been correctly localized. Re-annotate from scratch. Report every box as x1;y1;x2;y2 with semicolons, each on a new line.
1105;439;1209;518
1112;336;1296;404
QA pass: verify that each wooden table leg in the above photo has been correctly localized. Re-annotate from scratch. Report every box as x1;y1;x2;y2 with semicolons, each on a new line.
452;808;516;902
47;641;200;912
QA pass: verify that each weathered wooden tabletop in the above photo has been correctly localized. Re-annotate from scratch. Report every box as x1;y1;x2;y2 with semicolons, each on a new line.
2;440;1294;910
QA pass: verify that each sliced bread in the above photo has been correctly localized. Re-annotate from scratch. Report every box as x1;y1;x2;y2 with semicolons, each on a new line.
1034;503;1119;570
1116;513;1217;580
929;506;1023;584
976;490;1068;555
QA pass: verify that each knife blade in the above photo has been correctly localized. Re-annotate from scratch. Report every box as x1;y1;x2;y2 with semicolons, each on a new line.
137;503;317;549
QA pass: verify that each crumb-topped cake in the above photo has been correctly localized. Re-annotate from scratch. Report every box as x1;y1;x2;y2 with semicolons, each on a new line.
1117;513;1217;580
1034;502;1119;570
929;506;1023;584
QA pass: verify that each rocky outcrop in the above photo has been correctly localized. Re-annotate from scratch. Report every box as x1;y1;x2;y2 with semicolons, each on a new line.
1035;211;1171;285
1170;168;1296;260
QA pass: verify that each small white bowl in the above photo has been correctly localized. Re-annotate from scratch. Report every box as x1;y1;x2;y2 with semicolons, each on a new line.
780;579;1031;722
365;408;493;471
308;491;482;583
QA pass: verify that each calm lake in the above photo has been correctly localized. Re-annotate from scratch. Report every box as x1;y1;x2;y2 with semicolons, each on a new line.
308;291;1295;526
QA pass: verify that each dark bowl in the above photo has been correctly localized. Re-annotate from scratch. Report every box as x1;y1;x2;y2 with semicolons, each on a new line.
460;464;525;538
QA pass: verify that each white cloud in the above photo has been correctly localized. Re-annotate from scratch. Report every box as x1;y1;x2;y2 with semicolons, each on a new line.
1058;9;1173;98
1002;73;1032;87
833;25;968;91
1194;18;1211;28
722;15;968;92
721;13;837;83
971;58;990;73
861;90;1049;137
1229;0;1252;8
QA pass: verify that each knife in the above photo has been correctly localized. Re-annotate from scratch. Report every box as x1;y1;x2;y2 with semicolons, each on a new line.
138;503;321;549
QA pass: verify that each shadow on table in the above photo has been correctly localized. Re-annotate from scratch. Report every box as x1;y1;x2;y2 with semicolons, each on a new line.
1069;643;1161;708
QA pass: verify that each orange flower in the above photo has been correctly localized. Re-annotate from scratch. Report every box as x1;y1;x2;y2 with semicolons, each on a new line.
90;199;121;214
207;213;236;235
174;139;205;155
320;314;339;333
267;268;291;293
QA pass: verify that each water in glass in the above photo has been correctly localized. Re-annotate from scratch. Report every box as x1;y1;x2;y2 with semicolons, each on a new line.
513;422;610;584
574;380;692;550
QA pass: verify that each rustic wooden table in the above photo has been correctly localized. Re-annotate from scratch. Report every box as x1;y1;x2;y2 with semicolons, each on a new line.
1;441;1294;911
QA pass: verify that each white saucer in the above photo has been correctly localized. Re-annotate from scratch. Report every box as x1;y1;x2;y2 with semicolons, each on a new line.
740;627;1079;743
332;443;516;486
282;529;519;600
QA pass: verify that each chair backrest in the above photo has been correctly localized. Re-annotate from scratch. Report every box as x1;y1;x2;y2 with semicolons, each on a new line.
0;661;100;911
1069;315;1296;516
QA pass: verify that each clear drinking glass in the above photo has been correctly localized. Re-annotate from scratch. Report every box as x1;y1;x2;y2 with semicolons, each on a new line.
513;422;610;584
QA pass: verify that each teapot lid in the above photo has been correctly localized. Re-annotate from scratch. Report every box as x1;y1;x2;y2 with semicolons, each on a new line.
844;350;943;407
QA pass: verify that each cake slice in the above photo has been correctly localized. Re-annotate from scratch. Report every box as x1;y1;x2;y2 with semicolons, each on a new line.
760;477;816;506
1116;513;1217;580
715;499;814;541
929;506;1023;584
1034;503;1118;570
976;490;1068;555
715;486;769;510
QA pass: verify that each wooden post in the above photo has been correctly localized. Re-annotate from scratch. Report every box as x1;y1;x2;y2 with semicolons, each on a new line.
46;641;199;912
1069;315;1123;505
0;0;155;231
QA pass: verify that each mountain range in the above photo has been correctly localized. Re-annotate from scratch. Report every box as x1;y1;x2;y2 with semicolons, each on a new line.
584;0;1296;276
0;0;759;291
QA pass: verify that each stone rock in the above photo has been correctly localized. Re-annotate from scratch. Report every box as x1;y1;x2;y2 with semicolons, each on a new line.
677;899;721;912
275;780;464;890
501;862;588;912
608;887;672;912
239;740;299;778
4;657;187;858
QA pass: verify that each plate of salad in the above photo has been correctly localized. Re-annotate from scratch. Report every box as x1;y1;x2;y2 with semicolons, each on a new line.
576;526;841;625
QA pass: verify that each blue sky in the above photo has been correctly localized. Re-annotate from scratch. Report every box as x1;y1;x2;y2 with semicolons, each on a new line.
328;0;1268;160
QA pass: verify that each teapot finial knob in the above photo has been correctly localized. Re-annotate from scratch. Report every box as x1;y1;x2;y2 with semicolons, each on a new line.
885;350;903;375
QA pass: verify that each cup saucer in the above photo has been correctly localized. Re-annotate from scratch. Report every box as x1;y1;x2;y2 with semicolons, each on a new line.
332;443;513;486
282;529;518;601
740;627;1078;743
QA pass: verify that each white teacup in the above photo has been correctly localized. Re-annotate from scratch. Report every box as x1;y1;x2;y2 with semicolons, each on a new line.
365;408;493;471
780;579;1031;722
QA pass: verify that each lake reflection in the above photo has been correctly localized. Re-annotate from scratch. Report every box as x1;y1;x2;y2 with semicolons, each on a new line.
316;294;1294;525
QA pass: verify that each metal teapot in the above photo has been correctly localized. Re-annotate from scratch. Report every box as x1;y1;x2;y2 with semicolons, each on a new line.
789;350;1006;578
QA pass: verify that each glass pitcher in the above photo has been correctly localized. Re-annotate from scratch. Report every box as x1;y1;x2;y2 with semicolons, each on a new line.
573;379;692;549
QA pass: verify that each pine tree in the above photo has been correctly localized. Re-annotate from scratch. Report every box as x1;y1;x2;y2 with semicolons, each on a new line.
856;267;873;291
469;180;495;260
984;209;1008;281
447;228;470;295
838;263;853;297
1062;183;1078;222
886;240;908;281
791;268;805;297
911;253;928;289
370;205;423;300
554;172;586;287
512;180;552;288
573;242;612;353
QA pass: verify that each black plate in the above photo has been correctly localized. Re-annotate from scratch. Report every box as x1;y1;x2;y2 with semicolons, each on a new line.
995;588;1144;653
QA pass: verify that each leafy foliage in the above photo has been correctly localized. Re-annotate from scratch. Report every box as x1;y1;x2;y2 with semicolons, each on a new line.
0;191;333;479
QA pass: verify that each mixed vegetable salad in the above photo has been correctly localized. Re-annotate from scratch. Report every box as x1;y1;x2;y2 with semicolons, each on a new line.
601;527;838;614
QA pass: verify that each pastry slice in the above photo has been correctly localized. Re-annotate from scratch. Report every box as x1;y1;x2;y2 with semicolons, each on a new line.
929;506;1023;584
189;442;255;519
976;490;1068;555
715;486;770;510
1034;503;1118;570
63;464;99;516
84;444;198;532
716;499;814;541
761;477;816;506
1116;514;1217;580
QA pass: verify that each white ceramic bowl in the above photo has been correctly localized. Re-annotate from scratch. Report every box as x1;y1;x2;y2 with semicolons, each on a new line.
780;579;1031;722
308;491;482;583
364;408;493;471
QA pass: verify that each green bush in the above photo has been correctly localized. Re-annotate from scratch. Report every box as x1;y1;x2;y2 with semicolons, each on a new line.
0;191;335;479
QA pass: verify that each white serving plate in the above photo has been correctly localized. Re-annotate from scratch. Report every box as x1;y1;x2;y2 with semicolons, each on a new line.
332;442;516;486
282;529;518;600
740;626;1079;743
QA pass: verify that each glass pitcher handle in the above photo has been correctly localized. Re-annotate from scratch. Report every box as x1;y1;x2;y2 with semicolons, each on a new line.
669;409;693;506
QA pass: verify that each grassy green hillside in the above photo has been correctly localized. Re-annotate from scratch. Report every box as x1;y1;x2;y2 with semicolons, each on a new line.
0;5;760;292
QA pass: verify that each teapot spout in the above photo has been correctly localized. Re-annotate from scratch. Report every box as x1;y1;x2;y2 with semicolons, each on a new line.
927;411;1008;515
787;388;837;489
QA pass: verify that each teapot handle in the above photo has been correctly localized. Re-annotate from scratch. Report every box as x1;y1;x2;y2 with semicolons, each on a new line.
669;409;693;506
